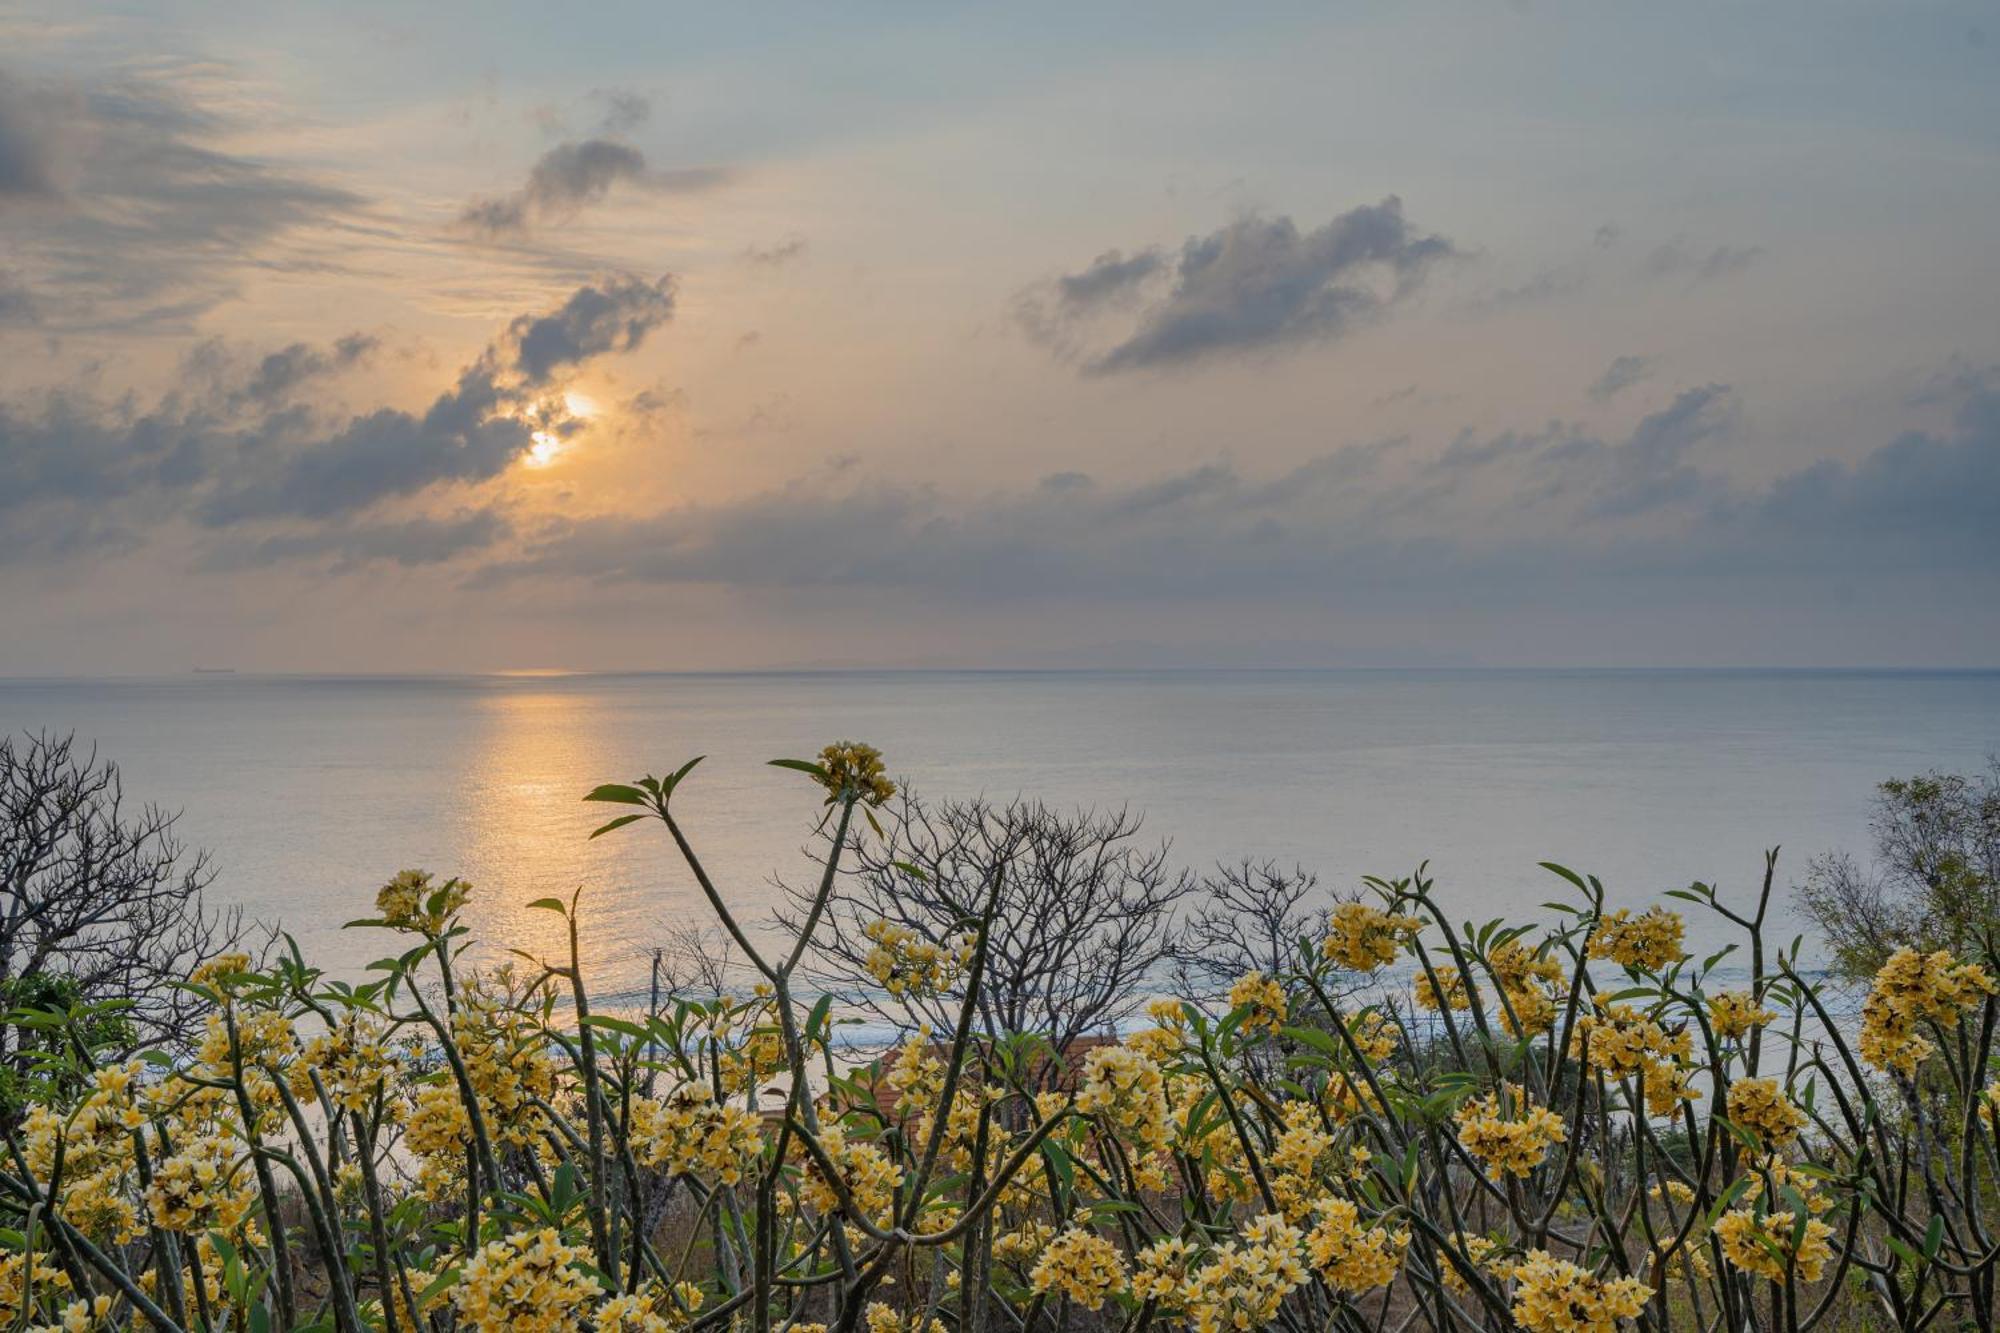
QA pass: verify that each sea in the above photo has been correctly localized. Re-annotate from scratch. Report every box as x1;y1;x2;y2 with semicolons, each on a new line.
2;670;1995;1006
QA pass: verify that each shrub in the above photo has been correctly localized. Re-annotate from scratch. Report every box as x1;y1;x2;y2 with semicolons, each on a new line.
4;742;1999;1332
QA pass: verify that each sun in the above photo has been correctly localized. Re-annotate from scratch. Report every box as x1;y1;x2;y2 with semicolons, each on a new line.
523;430;564;468
518;393;597;469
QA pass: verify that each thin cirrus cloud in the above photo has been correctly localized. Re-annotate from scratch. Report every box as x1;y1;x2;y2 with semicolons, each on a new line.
0;275;675;557
0;63;366;333
1020;197;1456;374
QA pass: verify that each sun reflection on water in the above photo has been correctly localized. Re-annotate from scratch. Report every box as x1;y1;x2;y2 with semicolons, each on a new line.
459;686;624;983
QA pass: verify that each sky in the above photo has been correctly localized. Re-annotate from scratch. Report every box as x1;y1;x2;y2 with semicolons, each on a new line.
2;1;1997;672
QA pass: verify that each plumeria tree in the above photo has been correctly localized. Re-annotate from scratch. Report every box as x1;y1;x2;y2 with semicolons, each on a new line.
2;744;2000;1331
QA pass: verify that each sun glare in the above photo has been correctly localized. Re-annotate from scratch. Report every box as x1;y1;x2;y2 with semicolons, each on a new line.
563;391;598;418
524;431;564;468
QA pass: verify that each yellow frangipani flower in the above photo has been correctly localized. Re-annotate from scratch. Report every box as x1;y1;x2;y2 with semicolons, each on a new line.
1321;902;1422;971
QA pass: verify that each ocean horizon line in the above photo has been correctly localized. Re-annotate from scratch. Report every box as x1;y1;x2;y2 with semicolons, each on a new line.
5;664;2000;685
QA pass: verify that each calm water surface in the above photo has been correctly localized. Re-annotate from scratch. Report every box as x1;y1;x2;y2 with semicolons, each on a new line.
3;670;1995;997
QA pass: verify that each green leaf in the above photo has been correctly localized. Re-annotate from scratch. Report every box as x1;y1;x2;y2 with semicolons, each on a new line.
1923;1215;1944;1259
589;813;646;840
1539;862;1591;895
582;1015;650;1041
526;897;568;914
805;994;835;1044
1279;1025;1341;1059
1041;1140;1076;1194
419;1270;461;1308
583;783;649;806
768;758;829;778
1701;1177;1752;1231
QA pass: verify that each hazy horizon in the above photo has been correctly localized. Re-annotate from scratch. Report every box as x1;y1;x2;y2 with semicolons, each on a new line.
9;665;2000;683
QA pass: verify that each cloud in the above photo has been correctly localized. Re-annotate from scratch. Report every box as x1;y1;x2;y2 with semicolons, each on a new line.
477;385;1828;600
1055;248;1166;309
1587;354;1652;402
1471;265;1586;313
743;235;808;266
506;274;675;384
200;508;513;571
236;334;379;406
0;70;61;200
1024;198;1456;374
1644;239;1765;285
1742;378;2000;569
470;377;1996;612
592;89;651;137
208;274;673;520
467;456;1438;597
0;275;674;556
1581;384;1733;516
460;136;729;237
1425;385;1734;520
0;268;36;325
0;64;366;332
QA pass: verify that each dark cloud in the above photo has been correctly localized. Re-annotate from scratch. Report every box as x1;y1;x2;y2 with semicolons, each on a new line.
1582;384;1733;516
460;138;729;237
237;334;379;406
1743;381;2000;568
1025;199;1456;374
198;366;530;523
1427;385;1734;519
506;275;674;384
1054;248;1166;308
0;65;365;332
0;275;674;555
1587;354;1652;402
210;275;674;519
